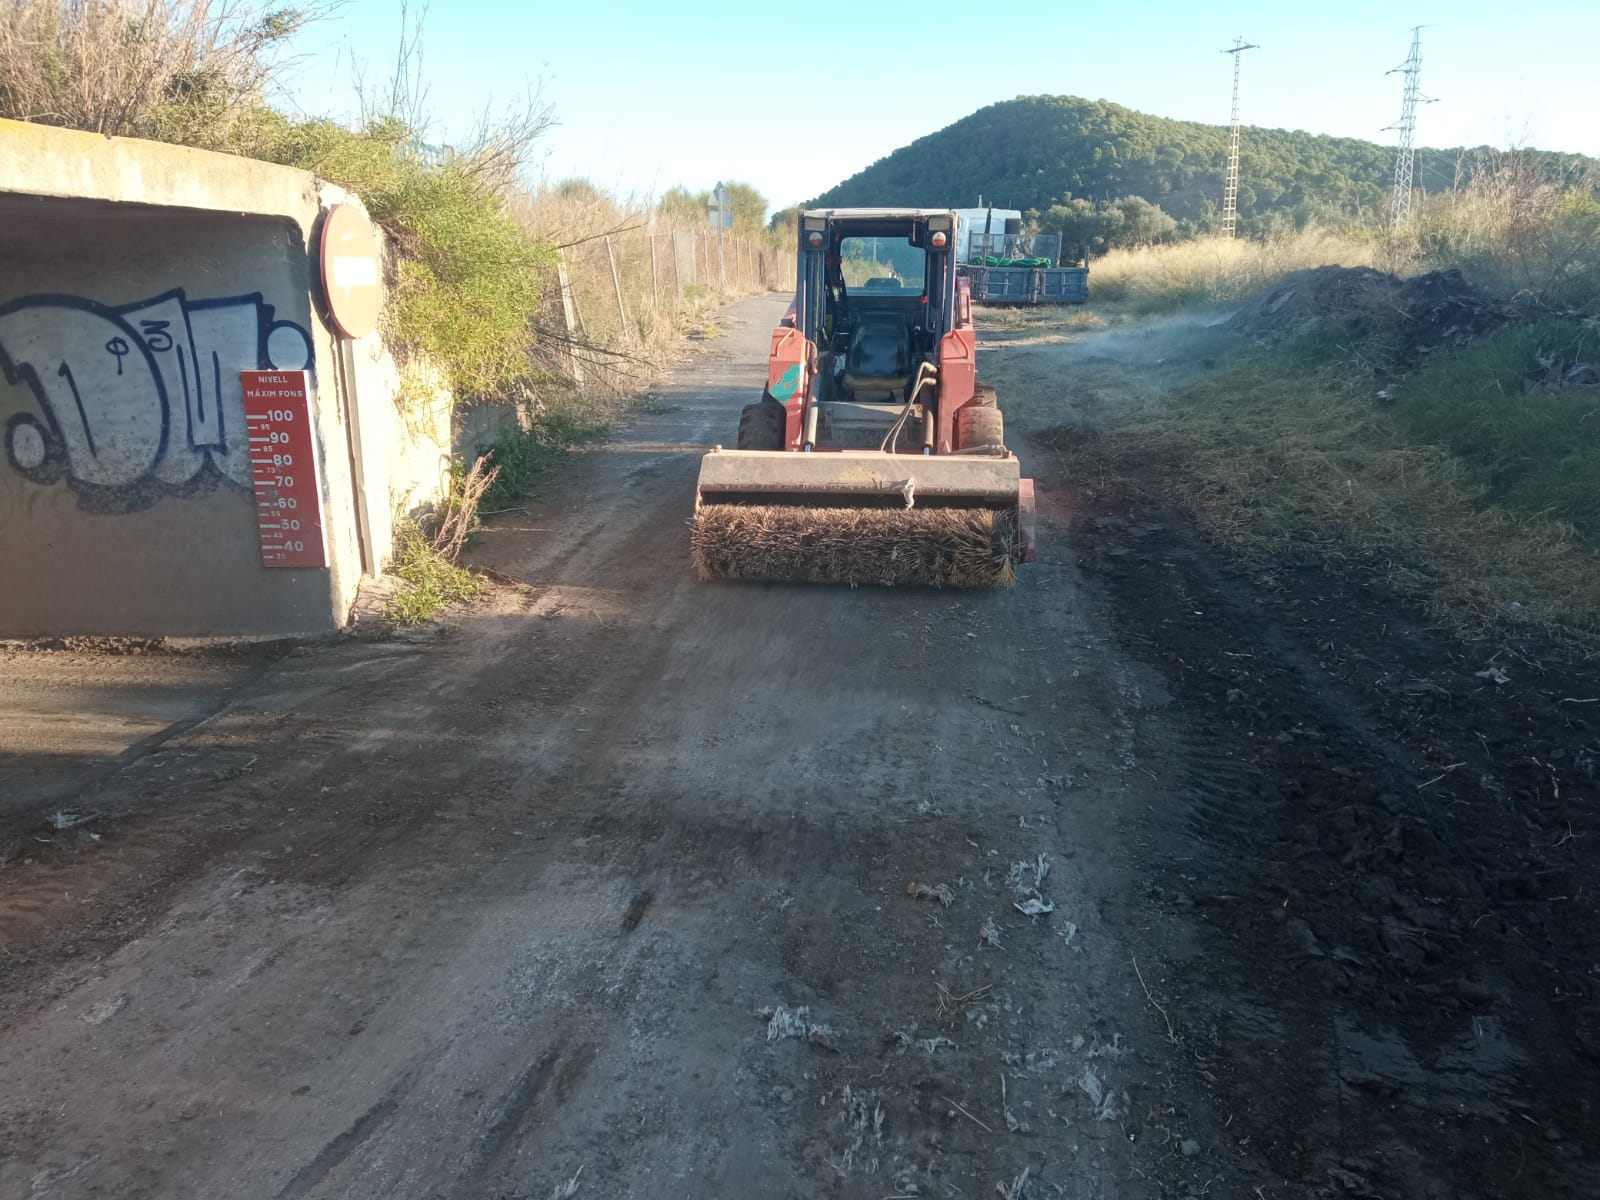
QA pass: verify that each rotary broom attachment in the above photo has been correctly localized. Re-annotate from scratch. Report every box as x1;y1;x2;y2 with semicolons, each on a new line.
693;504;1018;587
692;448;1035;589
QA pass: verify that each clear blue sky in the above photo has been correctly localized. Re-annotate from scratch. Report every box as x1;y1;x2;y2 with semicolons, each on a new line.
283;0;1599;212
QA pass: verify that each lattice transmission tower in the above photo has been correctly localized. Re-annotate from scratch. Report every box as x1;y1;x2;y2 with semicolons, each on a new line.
1220;38;1259;239
1386;27;1433;230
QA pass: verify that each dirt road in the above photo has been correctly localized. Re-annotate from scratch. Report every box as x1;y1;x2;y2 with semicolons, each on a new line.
0;647;277;821
2;294;1594;1199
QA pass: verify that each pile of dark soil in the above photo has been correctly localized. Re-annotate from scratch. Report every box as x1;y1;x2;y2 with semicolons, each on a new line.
1231;265;1525;368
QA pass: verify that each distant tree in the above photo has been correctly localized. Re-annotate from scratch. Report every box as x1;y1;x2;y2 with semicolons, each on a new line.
1037;196;1176;252
657;185;704;227
657;180;769;232
1111;196;1177;246
769;203;804;232
721;180;769;232
552;178;608;204
1037;198;1122;255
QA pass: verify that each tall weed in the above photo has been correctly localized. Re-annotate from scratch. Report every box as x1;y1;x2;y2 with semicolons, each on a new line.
1404;152;1600;313
0;0;316;148
1088;227;1379;313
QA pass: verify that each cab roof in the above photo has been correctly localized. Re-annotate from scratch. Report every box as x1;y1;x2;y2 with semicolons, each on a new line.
801;207;956;220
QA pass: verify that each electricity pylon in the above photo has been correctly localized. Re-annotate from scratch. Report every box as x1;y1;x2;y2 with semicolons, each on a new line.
1221;37;1259;239
1385;27;1435;230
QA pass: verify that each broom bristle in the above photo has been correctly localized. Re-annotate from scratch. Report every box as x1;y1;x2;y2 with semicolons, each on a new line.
692;504;1020;588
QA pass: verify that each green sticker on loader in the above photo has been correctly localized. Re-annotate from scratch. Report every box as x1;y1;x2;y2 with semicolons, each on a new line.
771;363;802;401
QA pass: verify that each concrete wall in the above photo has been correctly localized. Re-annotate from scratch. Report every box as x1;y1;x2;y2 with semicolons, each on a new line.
348;353;455;568
0;121;446;638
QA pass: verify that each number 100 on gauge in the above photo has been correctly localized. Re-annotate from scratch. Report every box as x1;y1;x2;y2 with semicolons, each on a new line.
241;370;327;569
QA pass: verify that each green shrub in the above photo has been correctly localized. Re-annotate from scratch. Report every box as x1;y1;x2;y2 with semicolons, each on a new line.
1391;319;1600;538
386;516;482;623
478;407;609;511
259;116;554;399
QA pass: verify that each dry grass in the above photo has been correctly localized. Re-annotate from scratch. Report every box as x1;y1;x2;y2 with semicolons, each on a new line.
1087;227;1380;313
1401;153;1600;312
934;982;993;1025
1046;356;1600;640
1083;160;1598;320
427;454;499;562
0;0;316;148
692;505;1020;588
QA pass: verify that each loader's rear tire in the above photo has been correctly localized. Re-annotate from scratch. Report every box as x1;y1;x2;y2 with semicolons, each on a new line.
957;405;1005;452
736;395;786;450
972;383;998;408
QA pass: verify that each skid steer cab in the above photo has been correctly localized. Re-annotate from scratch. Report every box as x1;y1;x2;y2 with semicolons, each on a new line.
691;208;1037;589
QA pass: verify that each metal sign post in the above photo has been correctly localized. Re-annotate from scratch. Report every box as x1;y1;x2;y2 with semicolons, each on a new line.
318;204;385;574
707;182;732;283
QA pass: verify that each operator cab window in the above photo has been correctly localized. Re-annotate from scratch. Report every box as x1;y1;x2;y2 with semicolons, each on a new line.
838;236;925;296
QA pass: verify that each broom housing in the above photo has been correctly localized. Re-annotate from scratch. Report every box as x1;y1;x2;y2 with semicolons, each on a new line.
692;449;1035;588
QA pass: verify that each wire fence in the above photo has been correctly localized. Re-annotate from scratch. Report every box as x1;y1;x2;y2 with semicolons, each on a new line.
560;230;792;339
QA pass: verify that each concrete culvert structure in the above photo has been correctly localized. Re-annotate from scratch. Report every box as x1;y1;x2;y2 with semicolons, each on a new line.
0;121;453;638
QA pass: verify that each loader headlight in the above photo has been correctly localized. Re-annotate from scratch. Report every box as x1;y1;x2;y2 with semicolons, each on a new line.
807;232;824;248
930;231;948;248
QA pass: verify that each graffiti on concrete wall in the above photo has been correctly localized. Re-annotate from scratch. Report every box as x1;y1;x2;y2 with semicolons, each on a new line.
0;290;314;512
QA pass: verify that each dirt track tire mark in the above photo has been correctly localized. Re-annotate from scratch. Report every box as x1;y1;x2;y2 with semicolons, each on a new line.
273;1067;420;1200
454;1042;597;1191
620;890;654;932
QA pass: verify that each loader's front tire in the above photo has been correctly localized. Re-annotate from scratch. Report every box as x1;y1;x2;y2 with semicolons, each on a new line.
957;405;1005;452
972;383;998;408
736;395;786;450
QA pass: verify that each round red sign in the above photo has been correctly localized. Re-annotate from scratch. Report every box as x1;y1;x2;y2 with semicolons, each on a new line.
319;204;383;339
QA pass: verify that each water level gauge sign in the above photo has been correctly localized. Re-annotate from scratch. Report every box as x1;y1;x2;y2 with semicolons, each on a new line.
241;370;326;569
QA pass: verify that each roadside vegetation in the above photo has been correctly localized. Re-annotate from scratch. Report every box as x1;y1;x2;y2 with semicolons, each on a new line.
474;398;608;513
385;516;483;623
382;457;501;622
1049;339;1600;637
1086;226;1380;313
1087;155;1600;314
1014;159;1600;638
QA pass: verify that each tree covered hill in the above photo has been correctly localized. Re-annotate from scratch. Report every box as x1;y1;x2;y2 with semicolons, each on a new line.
808;95;1595;236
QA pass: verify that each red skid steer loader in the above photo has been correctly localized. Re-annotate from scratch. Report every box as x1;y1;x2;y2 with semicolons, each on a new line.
691;208;1036;587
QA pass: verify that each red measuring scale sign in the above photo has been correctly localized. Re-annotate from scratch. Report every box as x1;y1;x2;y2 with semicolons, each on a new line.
241;370;327;568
